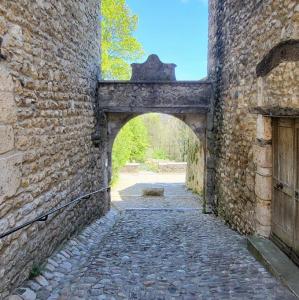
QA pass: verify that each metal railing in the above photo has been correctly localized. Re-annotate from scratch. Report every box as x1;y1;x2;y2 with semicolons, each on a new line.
0;186;110;239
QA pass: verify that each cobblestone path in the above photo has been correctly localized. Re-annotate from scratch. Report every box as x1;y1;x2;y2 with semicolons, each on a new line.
10;172;296;300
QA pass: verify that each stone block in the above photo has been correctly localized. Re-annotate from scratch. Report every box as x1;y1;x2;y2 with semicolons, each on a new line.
257;77;265;106
256;115;272;141
2;24;23;49
0;151;23;199
0;92;17;124
142;188;164;197
16;288;36;300
253;144;272;168
256;166;272;177
0;125;14;154
255;222;271;238
255;198;271;226
246;172;255;191
255;172;272;201
8;296;23;300
0;65;14;92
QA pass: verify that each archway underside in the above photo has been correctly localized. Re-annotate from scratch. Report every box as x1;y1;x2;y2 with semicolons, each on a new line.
94;80;213;212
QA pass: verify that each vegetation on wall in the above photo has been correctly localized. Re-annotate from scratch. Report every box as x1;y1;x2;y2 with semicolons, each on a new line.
185;137;204;195
101;0;144;80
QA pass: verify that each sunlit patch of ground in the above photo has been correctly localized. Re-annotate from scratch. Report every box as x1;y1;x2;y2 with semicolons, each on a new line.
111;171;201;210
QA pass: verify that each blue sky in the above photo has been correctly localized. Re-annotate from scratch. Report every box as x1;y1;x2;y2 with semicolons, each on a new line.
126;0;208;80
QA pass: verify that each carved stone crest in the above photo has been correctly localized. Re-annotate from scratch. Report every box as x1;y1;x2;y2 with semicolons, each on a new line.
131;54;177;81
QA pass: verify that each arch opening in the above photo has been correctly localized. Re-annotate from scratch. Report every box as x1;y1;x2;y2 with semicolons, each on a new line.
109;113;205;211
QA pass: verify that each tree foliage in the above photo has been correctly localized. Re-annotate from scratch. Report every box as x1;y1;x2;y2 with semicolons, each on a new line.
112;117;148;182
112;113;201;184
101;0;144;80
142;113;197;162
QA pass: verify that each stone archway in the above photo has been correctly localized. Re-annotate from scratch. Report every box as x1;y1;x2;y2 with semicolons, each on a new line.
93;55;213;211
107;111;207;179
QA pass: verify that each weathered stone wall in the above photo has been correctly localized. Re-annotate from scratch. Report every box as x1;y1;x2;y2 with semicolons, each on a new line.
209;0;298;234
186;139;204;195
0;1;107;297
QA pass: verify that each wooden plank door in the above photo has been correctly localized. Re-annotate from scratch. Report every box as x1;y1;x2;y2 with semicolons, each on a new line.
293;119;299;261
272;118;295;252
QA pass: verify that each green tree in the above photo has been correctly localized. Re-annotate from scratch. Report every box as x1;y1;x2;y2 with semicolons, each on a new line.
112;117;149;183
127;117;149;162
101;0;144;80
112;125;133;177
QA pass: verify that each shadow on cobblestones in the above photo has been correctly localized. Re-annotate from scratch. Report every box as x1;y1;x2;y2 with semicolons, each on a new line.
9;172;296;300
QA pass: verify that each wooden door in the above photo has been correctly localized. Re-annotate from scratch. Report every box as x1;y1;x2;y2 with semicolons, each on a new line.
272;118;299;264
294;119;299;261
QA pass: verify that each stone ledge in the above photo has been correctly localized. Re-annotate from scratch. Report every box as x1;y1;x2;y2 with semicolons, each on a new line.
98;80;213;85
250;106;299;117
101;106;210;114
247;236;299;298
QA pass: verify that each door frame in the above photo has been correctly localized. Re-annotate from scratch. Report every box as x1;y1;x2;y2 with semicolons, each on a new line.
254;115;299;265
270;117;298;265
257;116;299;265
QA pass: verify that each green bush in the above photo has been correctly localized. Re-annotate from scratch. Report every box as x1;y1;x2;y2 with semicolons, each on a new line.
152;149;169;160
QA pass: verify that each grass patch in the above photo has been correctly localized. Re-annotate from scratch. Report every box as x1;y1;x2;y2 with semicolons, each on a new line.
29;264;43;279
143;162;160;173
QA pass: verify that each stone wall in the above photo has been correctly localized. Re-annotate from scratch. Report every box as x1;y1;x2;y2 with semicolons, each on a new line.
209;0;298;234
0;1;107;297
186;140;204;195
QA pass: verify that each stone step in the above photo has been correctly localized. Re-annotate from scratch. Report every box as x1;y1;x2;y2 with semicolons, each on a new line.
247;236;299;298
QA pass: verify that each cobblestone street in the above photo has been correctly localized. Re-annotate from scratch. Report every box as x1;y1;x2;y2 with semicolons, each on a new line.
10;172;296;300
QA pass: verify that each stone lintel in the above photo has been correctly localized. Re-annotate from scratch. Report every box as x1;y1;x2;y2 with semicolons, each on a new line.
97;81;212;113
250;106;299;117
100;106;210;114
98;80;214;85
